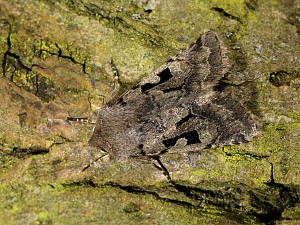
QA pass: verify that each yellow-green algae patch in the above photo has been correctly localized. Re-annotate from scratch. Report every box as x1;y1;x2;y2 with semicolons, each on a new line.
0;181;243;225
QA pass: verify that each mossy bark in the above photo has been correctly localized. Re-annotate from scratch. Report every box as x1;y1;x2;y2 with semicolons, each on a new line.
1;0;300;224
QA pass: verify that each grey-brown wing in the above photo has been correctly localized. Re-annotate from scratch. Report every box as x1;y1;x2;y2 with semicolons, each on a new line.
89;32;260;160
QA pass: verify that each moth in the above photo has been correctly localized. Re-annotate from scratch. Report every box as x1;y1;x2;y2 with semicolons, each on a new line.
89;32;260;161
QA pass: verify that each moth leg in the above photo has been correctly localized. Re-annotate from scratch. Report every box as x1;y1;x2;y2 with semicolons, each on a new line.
151;155;172;181
81;151;109;172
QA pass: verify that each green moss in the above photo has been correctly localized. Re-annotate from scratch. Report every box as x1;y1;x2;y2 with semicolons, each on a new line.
253;124;287;154
0;181;242;225
269;70;300;87
123;201;140;213
282;204;300;220
37;211;52;224
189;123;300;187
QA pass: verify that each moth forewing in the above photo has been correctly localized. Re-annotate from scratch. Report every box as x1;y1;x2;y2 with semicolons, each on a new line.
89;31;260;161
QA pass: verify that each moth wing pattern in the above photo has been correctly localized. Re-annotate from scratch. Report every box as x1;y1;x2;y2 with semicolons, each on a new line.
89;32;260;160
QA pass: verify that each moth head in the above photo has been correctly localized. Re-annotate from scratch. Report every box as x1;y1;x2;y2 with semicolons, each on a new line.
88;117;113;154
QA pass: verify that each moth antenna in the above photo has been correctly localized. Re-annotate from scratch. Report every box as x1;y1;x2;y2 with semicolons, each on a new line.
110;58;120;89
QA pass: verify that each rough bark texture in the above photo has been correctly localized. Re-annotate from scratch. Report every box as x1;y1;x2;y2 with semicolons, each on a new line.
1;0;300;224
